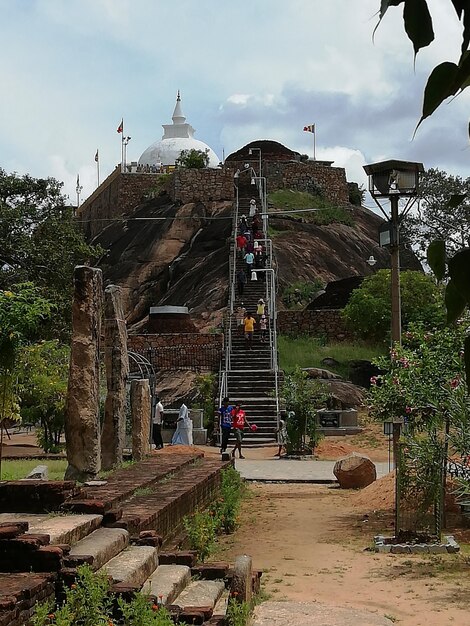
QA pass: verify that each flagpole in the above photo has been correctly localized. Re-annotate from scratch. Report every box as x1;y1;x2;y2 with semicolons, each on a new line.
121;120;124;173
313;126;316;161
97;155;100;187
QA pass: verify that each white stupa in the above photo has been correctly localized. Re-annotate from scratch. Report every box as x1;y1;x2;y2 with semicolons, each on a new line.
138;91;220;168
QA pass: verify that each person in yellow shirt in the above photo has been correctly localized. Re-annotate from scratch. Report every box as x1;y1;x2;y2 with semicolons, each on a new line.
244;312;255;350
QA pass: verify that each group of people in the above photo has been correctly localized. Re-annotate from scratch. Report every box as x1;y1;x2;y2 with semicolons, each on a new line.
151;397;193;449
218;397;255;458
236;299;268;349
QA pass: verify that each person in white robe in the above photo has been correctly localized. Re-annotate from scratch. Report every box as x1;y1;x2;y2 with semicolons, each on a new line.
171;403;193;445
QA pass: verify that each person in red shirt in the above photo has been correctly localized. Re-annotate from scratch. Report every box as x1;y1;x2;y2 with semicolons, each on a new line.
231;403;251;459
236;233;247;258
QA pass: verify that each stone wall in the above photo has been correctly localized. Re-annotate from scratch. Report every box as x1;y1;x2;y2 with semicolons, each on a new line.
77;169;159;239
277;309;352;341
169;168;235;204
228;159;349;205
128;333;223;371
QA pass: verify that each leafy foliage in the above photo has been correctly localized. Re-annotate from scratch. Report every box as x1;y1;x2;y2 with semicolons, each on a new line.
279;366;328;454
281;279;324;309
342;269;445;342
402;168;470;259
194;373;217;430
0;169;102;339
368;325;465;429
32;564;183;626
176;148;210;168
183;510;217;562
226;598;251;626
211;466;246;533
17;341;69;452
375;2;470;132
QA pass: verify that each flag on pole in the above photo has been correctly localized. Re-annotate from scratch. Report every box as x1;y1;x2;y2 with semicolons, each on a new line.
303;124;315;133
117;119;123;133
94;149;99;162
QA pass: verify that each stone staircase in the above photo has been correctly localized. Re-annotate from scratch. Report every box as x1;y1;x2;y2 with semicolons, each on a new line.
0;452;261;625
225;195;278;447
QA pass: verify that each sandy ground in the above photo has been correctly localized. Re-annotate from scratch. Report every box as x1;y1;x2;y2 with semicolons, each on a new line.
215;483;470;626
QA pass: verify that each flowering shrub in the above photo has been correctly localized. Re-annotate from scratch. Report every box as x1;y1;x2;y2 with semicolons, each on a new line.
368;325;466;431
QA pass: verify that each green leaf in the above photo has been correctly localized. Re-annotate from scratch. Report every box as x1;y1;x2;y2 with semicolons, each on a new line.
403;0;434;55
464;335;470;387
417;62;460;129
454;50;470;92
426;240;446;282
380;0;405;19
445;279;467;324
446;193;467;209
448;248;470;303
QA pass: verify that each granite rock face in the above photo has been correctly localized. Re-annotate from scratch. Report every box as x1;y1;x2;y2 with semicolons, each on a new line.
333;453;377;489
65;266;103;482
101;285;129;471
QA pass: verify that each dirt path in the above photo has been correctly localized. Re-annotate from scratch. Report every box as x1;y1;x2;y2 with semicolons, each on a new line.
216;484;470;625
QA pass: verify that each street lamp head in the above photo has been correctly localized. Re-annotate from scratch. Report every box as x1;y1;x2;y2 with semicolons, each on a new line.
366;255;377;267
251;178;256;185
363;159;424;198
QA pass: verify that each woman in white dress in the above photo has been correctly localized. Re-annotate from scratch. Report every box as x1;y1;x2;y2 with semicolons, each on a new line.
171;403;193;446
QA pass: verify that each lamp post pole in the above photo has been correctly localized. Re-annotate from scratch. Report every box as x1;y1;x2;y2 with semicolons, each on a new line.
390;195;401;346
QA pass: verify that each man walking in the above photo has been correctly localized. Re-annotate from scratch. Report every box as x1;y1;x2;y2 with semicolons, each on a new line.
218;396;233;454
236;268;247;296
152;395;164;450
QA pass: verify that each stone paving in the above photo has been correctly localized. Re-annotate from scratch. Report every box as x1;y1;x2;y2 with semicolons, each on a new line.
235;458;390;482
252;601;393;626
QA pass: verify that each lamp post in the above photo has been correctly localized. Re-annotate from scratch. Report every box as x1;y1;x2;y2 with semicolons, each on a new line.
363;160;424;346
248;147;262;177
122;136;131;172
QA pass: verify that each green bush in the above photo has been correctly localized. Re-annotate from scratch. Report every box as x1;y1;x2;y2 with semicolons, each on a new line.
176;148;209;168
282;280;324;308
342;269;446;342
227;598;251;626
183;510;217;562
213;466;246;533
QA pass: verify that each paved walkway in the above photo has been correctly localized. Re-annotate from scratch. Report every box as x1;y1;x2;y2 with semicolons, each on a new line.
235;458;390;482
252;601;393;626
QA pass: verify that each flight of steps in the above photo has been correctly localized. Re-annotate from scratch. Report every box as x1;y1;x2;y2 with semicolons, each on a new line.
226;196;278;447
0;453;256;625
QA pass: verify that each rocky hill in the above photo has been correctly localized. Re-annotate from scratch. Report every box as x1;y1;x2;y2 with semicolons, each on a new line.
93;191;420;331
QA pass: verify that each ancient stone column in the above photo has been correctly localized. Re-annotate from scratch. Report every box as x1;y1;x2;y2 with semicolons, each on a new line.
230;554;253;604
131;379;151;461
65;266;103;482
101;285;129;470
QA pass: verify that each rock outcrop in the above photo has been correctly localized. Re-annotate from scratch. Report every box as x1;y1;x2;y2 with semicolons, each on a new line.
333;453;377;489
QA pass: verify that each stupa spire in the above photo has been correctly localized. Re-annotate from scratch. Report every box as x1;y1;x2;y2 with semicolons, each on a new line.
172;90;186;125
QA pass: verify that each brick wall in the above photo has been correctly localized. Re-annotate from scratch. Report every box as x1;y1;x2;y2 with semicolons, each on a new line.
128;333;223;371
169;168;235;204
277;309;352;341
77;169;159;239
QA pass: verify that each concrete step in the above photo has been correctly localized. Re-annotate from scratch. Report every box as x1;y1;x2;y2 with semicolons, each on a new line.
173;579;226;611
99;545;158;586
141;564;191;605
0;513;103;546
213;589;229;616
68;527;129;571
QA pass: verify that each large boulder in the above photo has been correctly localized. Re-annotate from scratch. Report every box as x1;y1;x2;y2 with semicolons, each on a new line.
333;453;376;489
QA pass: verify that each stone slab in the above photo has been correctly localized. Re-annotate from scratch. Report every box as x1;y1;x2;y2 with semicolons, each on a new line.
252;601;394;626
173;580;225;610
0;513;102;545
99;545;158;586
213;589;229;616
236;460;389;483
69;527;129;570
141;564;191;605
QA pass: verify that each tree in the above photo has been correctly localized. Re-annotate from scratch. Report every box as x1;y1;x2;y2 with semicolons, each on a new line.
342;269;445;342
376;2;470;133
0;169;102;339
402;168;470;259
279;366;327;454
176;148;210;169
17;341;69;453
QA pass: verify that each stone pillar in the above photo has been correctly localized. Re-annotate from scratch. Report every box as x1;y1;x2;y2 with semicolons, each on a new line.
131;379;151;461
101;285;129;470
65;266;103;482
230;554;253;604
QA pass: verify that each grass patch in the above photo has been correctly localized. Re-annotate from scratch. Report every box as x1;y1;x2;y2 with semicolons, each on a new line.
1;458;67;481
278;335;385;378
132;487;154;497
268;190;354;226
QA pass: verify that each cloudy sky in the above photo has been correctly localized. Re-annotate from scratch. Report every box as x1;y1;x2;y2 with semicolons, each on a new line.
1;0;468;205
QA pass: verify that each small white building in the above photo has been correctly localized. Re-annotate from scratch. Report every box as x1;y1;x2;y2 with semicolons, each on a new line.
138;91;220;168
